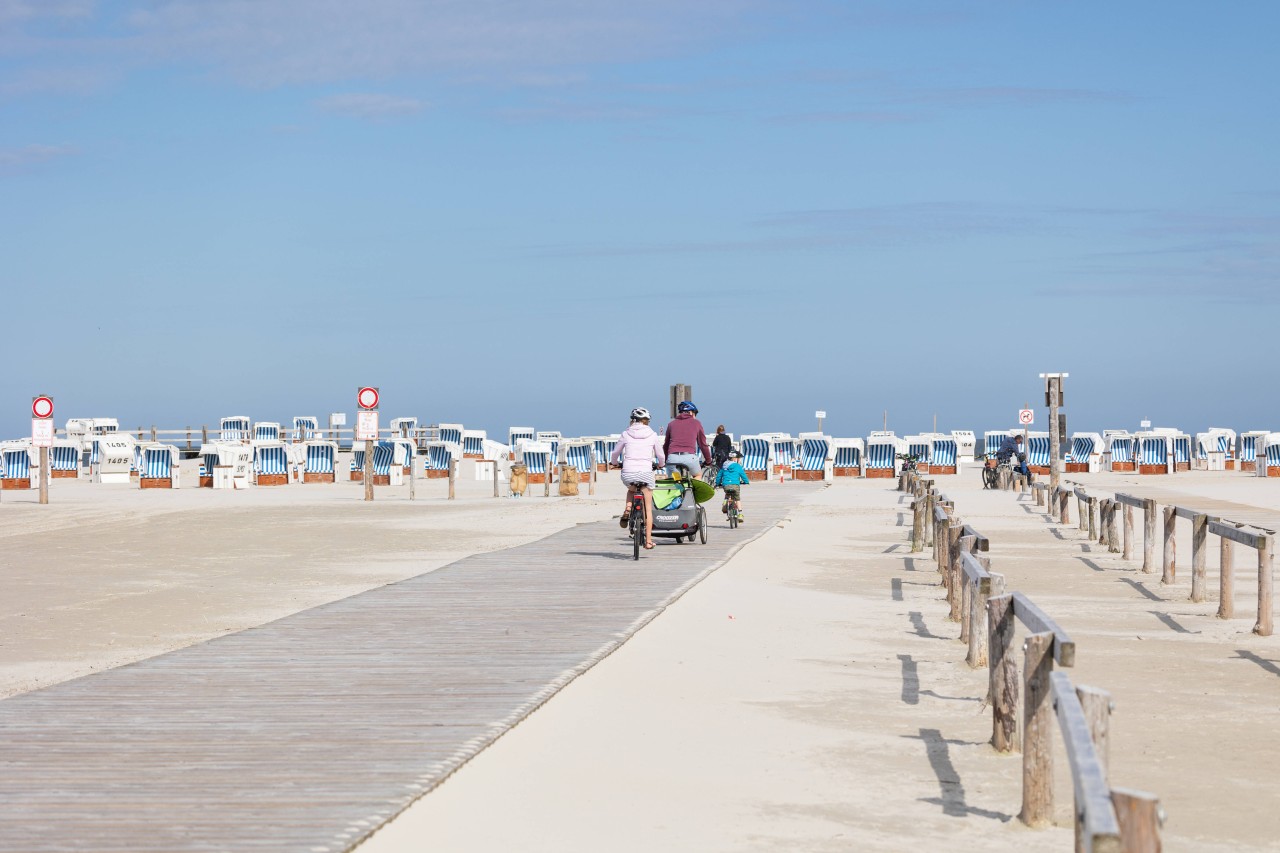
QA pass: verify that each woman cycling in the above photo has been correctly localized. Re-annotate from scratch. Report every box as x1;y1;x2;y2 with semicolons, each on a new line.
610;407;666;550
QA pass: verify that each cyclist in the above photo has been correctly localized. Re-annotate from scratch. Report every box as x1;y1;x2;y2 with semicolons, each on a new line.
610;407;665;550
663;401;712;480
712;424;732;469
715;449;750;523
996;433;1032;483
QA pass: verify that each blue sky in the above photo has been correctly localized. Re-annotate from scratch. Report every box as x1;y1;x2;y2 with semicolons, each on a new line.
2;1;1276;442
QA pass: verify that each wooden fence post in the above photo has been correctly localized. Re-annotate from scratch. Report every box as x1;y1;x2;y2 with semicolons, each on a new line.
1108;503;1120;554
1123;505;1134;561
1111;788;1163;851
968;570;1003;669
1021;631;1055;827
448;457;457;500
1219;537;1234;619
989;594;1018;753
951;533;973;623
1143;499;1157;573
1076;684;1113;852
1098;500;1109;546
1162;507;1176;584
1060;489;1071;525
1088;498;1097;542
1255;535;1274;637
1078;495;1087;532
1190;513;1209;603
925;490;935;548
911;496;925;552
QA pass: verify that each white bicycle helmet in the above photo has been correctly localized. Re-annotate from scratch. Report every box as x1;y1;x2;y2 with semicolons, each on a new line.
630;407;651;421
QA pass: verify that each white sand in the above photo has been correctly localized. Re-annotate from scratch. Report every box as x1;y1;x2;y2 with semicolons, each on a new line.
6;463;1280;850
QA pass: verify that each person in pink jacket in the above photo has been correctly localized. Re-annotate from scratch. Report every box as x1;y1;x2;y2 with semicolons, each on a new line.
609;406;666;549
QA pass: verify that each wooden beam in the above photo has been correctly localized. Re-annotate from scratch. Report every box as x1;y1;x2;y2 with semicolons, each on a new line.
961;523;990;552
1208;520;1269;549
1012;591;1077;667
1050;673;1122;851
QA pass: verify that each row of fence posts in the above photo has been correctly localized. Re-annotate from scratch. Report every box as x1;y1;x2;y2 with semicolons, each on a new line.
899;471;1162;850
1032;480;1277;636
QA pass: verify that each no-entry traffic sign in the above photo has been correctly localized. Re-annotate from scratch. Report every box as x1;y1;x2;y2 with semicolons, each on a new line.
32;395;54;419
1018;409;1034;425
357;387;379;410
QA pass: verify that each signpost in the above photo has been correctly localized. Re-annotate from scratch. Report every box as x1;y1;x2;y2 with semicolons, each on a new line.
357;387;379;501
1038;373;1069;492
815;410;827;433
32;395;53;505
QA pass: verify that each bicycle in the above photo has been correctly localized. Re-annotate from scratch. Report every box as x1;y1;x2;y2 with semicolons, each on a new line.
723;487;742;529
981;454;1000;489
627;487;646;560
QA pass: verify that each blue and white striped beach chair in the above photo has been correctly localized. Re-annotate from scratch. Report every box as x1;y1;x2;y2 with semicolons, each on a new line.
509;427;535;458
1137;434;1169;474
462;430;486;459
1025;433;1050;472
832;438;864;477
516;440;553;483
1068;433;1103;472
984;431;1014;459
303;442;337;482
930;436;959;474
865;432;903;478
796;434;832;480
1239;431;1267;472
220;417;250;443
1105;432;1134;472
564;441;594;479
291;417;319;442
905;436;931;471
1264;434;1280;477
1;444;33;487
254;422;281;443
536;432;562;464
390;417;418;439
139;444;179;488
592;436;619;472
49;442;80;479
254;444;290;485
424;441;460;478
438;424;464;447
1172;434;1191;471
739;436;770;480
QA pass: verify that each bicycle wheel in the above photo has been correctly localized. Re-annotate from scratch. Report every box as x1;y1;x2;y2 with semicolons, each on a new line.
698;506;708;543
630;503;642;560
728;499;738;529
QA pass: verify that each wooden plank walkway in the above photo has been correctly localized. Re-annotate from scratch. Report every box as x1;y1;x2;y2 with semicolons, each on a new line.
0;485;818;852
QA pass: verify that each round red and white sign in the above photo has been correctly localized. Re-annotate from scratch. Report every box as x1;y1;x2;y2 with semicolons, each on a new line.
1018;409;1034;425
357;386;379;410
32;396;54;419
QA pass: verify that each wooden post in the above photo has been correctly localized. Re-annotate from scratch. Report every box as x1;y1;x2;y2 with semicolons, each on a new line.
911;497;925;552
588;448;596;496
968;570;1002;669
1078;496;1087;532
1047;375;1063;493
544;461;551;497
151;424;157;442
363;438;374;502
1191;513;1209;603
38;446;49;505
1060;488;1071;525
1098;500;1109;546
1255;534;1274;637
201;425;208;445
1075;684;1114;853
1218;537;1234;619
448;457;457;500
1088;498;1097;541
1108;503;1120;554
1143;499;1157;573
408;452;416;501
924;491;935;548
1111;788;1163;852
988;595;1019;753
1021;631;1055;828
494;457;501;498
1123;505;1134;561
951;534;973;623
1162;507;1176;584
185;426;192;453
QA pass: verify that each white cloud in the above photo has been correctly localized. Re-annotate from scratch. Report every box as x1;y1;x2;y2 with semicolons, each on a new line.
316;92;425;119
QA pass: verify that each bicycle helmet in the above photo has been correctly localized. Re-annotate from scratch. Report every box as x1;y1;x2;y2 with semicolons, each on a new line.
677;401;698;414
630;407;651;421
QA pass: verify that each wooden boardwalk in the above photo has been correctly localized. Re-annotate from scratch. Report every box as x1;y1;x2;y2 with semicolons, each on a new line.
0;485;817;852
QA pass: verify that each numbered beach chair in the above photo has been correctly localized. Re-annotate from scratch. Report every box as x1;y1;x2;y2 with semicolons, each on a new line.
865;432;904;478
738;435;771;482
220;416;251;443
795;433;832;481
832;438;864;477
138;443;180;489
91;434;137;484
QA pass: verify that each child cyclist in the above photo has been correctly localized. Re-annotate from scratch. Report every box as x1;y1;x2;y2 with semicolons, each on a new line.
715;449;750;523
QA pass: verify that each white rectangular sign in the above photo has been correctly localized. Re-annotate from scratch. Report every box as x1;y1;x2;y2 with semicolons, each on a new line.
355;411;379;441
815;410;827;419
32;417;54;448
330;412;347;426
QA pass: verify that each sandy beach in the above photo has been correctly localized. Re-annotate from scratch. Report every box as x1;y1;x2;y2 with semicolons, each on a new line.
3;464;1279;850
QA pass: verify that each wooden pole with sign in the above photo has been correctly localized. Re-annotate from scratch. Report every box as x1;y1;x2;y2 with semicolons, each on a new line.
32;396;55;505
39;446;49;505
363;437;374;501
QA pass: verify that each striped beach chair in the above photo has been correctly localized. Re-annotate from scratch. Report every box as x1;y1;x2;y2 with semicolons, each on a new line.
89;434;138;484
302;441;337;483
865;432;903;479
438;424;464;447
1239;431;1267;472
1195;428;1235;471
254;443;290;486
536;432;562;464
930;436;959;475
220;417;250;443
424;441;460;479
1172;433;1192;472
515;440;553;484
904;435;930;472
763;434;795;474
984;431;1014;460
1105;432;1135;472
291;417;319;442
254;422;281;443
1137;434;1170;475
49;441;81;479
1025;432;1051;473
1067;433;1103;473
592;436;619;472
832;438;864;477
139;444;179;489
738;435;770;481
390;438;415;475
1;444;34;489
390;417;418;439
795;434;831;481
462;430;486;459
563;440;594;480
1264;434;1280;477
509;427;535;458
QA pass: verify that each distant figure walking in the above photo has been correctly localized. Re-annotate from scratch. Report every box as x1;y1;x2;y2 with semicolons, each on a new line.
712;425;732;469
